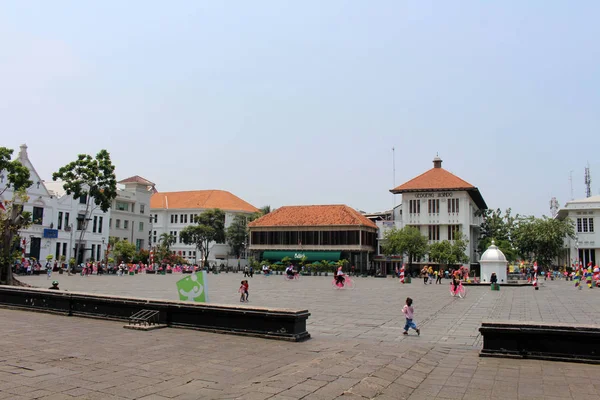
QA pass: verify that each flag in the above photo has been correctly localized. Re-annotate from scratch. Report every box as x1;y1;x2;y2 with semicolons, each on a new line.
176;271;208;302
0;201;5;211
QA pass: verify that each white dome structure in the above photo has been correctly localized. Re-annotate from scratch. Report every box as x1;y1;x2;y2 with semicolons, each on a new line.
479;241;508;284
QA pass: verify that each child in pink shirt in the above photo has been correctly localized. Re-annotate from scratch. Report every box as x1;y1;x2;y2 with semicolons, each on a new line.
402;297;420;336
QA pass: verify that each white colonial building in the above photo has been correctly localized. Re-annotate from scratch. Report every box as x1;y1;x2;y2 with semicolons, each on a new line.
557;195;599;267
373;156;488;274
150;190;258;264
108;176;156;251
0;144;110;265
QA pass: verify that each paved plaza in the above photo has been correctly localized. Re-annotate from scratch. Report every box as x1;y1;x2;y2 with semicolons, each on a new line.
4;274;600;399
19;273;600;346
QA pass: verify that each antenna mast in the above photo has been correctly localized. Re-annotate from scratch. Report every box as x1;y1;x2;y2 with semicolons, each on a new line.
392;147;396;213
585;164;591;198
569;171;574;200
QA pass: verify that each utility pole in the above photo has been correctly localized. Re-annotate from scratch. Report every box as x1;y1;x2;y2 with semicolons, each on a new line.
585;164;591;198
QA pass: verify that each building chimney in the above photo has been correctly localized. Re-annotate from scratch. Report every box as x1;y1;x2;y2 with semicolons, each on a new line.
433;155;442;169
18;144;28;162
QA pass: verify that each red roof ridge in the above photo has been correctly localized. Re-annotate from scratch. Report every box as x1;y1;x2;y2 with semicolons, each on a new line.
249;204;377;228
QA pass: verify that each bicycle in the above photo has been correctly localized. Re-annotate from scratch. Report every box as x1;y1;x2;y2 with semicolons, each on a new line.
450;281;467;298
331;275;355;289
283;273;300;281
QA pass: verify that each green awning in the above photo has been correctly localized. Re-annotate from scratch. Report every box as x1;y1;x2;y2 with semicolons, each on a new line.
262;251;341;262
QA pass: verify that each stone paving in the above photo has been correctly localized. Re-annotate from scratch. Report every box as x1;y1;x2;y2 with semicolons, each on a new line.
7;274;600;399
20;274;600;346
2;308;600;400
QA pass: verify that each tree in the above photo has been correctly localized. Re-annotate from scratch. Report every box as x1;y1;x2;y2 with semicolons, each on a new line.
429;240;453;266
477;208;518;261
512;216;575;268
382;226;429;269
226;214;248;258
113;240;136;263
133;249;150;264
259;205;271;215
52;150;117;272
180;209;225;268
159;233;175;250
0;147;33;285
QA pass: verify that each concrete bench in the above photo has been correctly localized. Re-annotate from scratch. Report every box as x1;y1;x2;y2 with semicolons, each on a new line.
479;321;600;364
0;285;310;342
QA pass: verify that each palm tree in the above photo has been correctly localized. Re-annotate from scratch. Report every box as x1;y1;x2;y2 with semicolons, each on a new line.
159;233;175;251
259;205;271;215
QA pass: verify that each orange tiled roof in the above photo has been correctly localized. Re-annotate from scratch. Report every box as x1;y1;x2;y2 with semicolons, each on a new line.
118;175;155;186
150;190;258;213
391;168;475;192
248;205;377;229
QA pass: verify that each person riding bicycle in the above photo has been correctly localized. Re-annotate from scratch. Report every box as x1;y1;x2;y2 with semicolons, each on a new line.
285;265;295;278
451;270;461;293
335;266;345;286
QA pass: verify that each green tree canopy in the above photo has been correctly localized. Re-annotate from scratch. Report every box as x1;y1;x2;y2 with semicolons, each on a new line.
226;214;249;258
512;216;574;268
113;240;136;263
181;208;225;267
0;147;33;285
52;150;117;272
477;208;518;261
382;226;429;266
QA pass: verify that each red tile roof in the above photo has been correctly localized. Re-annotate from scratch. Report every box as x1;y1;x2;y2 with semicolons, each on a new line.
391;167;475;192
150;190;258;213
390;157;487;209
248;205;377;229
118;175;155;186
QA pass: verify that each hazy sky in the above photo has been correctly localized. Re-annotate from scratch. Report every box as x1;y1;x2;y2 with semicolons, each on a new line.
2;1;599;216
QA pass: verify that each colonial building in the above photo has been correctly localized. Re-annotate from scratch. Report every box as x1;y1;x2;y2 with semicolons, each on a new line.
374;156;487;273
45;181;109;265
557;195;599;267
1;144;110;264
108;176;156;251
150;190;258;264
248;205;378;272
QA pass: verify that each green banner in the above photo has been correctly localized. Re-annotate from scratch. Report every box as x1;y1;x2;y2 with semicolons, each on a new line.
262;251;341;262
176;271;209;302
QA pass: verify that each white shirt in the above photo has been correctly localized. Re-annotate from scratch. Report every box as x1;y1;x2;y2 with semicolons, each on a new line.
337;270;344;276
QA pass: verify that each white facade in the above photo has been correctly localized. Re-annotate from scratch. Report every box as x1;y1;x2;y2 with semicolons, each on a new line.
45;181;109;264
374;157;486;268
557;195;599;267
108;178;154;251
150;209;252;265
0;145;109;265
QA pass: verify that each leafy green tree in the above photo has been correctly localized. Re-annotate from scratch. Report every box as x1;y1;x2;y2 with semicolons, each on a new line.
52;150;117;272
133;249;150;264
0;147;33;285
226;214;248;258
382;226;429;268
429;240;453;266
512;216;574;268
450;231;470;265
181;209;225;268
259;205;272;215
477;208;518;261
113;240;137;263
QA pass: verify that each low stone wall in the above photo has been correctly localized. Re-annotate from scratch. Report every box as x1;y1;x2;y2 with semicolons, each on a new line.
480;321;600;364
0;285;310;342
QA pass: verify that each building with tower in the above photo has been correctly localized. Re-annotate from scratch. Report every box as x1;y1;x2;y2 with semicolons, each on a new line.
557;195;599;267
373;156;488;274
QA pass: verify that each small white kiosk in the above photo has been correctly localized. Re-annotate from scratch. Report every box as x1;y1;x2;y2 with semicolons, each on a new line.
479;241;508;284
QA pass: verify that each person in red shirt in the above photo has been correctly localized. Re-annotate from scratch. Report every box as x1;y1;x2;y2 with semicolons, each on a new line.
239;280;249;302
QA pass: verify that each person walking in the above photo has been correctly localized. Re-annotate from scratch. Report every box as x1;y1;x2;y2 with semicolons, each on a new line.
436;268;443;284
402;297;420;336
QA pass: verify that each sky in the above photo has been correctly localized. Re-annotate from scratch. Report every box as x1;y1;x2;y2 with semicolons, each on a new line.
1;1;599;217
